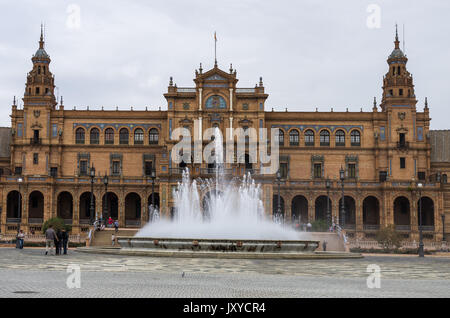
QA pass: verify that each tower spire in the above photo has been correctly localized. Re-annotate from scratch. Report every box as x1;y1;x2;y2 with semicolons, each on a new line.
214;31;217;68
394;24;400;49
39;23;44;49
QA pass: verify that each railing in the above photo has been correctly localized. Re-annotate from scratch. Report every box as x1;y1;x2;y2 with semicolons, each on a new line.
363;224;380;231
395;225;411;231
397;141;409;149
79;219;91;225
63;219;73;225
28;218;43;224
177;88;196;93
342;224;356;230
236;88;255;93
6;218;21;223
349;240;445;251
125;220;141;227
30;138;42;145
420;225;435;232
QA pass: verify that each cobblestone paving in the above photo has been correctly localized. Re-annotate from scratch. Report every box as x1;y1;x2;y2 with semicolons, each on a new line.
0;248;449;297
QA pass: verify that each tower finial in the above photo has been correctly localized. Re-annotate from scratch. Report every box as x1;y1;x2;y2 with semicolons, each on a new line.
13;96;16;106
394;23;400;49
425;97;428;109
214;31;217;68
39;23;44;49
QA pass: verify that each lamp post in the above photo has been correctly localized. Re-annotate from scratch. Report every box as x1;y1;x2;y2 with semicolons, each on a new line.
16;177;23;247
326;178;331;228
150;168;156;221
417;182;424;257
89;165;95;225
276;170;281;222
442;214;446;241
103;173;109;226
340;167;345;228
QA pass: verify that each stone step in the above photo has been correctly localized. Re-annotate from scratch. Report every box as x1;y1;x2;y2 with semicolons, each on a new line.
91;229;138;246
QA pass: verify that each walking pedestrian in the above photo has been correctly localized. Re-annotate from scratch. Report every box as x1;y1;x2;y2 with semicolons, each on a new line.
307;222;312;232
111;233;116;246
56;229;63;255
17;230;25;249
322;240;327;251
108;217;113;228
114;220;119;233
45;225;58;255
61;228;69;255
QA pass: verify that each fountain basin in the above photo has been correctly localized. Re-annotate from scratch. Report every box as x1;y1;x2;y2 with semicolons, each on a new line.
117;236;320;253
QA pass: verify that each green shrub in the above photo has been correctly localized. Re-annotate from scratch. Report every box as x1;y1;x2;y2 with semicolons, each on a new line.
375;225;403;250
311;219;329;232
42;217;72;234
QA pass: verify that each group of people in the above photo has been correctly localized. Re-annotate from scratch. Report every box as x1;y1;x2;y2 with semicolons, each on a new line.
93;217;119;232
44;225;69;255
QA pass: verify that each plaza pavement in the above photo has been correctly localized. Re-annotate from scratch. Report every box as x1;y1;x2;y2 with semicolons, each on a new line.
0;247;449;297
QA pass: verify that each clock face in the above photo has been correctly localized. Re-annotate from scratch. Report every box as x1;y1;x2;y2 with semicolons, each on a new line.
205;95;226;109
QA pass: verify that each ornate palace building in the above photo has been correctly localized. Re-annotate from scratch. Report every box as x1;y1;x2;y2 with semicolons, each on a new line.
0;28;449;243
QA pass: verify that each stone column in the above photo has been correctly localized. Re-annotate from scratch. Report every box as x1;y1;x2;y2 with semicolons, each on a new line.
198;88;203;111
229;88;233;111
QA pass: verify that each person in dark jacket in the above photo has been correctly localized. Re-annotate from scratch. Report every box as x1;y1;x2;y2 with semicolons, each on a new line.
61;229;69;255
55;229;63;255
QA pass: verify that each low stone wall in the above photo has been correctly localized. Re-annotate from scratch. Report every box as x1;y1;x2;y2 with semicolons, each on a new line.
0;233;86;243
349;239;448;251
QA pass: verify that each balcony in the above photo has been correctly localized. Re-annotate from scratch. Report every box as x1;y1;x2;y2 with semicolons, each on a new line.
395;225;411;231
363;224;380;231
420;225;435;232
30;138;42;145
28;218;43;224
6;218;21;223
396;141;409;149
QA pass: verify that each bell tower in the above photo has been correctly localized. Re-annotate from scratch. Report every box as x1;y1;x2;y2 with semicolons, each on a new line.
23;24;57;109
380;25;417;111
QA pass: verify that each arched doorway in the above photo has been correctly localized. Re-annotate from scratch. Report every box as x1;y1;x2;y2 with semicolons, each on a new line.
79;192;96;224
363;196;380;230
338;196;356;227
315;195;331;222
291;195;308;224
6;191;22;222
125;193;141;226
394;196;410;230
272;194;285;221
102;192;119;220
28;191;44;224
418;197;434;229
57;192;73;223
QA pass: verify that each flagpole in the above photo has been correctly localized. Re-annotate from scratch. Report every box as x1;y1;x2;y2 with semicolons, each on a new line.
214;31;217;67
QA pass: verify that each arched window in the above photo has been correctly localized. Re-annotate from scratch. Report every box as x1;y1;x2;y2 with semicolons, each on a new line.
320;130;330;146
149;128;159;144
90;128;99;145
134;128;144;145
305;130;314;146
289;129;299;146
278;129;284;146
442;174;448;184
351;130;361;146
75;128;85;144
119;128;129;145
335;130;345;146
105;128;114;144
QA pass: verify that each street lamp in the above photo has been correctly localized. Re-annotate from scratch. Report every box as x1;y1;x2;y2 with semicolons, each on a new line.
276;170;281;222
326;178;331;228
16;177;23;248
417;182;424;257
103;173;109;226
150;168;156;221
340;167;345;228
89;165;95;225
442;214;446;242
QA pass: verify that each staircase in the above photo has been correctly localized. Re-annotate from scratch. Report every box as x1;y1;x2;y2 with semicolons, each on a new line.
90;228;138;247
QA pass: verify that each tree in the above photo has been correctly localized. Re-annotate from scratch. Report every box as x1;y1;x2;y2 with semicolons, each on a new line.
42;217;71;234
375;225;403;250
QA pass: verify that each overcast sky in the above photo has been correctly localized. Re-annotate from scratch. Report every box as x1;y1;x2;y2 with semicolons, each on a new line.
1;0;449;129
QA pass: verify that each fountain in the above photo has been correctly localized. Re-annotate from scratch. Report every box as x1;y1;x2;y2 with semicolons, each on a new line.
116;127;324;258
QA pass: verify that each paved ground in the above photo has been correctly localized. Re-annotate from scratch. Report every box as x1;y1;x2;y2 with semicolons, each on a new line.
0;247;449;297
